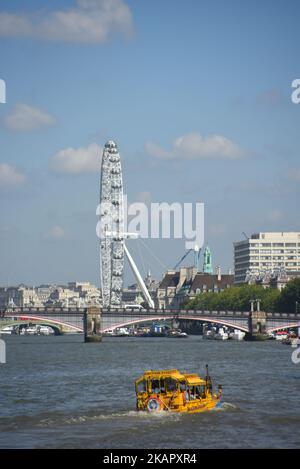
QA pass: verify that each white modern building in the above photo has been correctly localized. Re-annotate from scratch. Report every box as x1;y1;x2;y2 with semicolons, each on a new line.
234;232;300;284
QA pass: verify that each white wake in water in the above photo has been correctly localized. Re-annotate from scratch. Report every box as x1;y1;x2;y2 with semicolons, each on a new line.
37;403;239;428
37;409;182;427
212;402;239;412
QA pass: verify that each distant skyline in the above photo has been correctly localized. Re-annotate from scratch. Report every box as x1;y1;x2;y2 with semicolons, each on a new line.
0;0;299;286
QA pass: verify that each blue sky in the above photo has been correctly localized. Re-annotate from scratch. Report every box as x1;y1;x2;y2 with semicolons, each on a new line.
0;0;299;286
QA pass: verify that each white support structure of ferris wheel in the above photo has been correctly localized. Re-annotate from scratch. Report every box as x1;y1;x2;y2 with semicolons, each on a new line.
99;140;154;309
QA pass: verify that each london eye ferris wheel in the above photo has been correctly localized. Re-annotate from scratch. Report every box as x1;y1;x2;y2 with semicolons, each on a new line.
99;141;124;308
99;140;155;310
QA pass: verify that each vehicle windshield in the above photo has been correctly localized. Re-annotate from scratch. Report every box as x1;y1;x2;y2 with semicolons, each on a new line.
151;379;161;393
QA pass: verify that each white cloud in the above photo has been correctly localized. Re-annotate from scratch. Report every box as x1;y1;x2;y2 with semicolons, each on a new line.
0;164;26;187
0;13;32;37
45;225;66;240
145;132;243;160
145;142;171;160
3;103;56;131
0;0;133;43
50;143;102;174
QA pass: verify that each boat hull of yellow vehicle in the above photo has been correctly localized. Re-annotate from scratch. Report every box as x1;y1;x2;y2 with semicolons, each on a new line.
135;368;222;414
179;398;221;413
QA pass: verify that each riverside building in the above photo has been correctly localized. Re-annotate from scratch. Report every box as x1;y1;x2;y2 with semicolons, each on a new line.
234;232;300;284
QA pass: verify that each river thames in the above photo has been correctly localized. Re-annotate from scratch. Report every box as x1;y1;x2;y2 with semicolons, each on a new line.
0;335;299;449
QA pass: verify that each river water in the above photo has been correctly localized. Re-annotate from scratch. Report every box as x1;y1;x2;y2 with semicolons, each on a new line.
0;334;299;449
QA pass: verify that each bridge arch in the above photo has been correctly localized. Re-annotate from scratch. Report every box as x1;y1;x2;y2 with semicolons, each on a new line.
178;315;248;332
1;315;83;334
0;319;63;335
267;323;300;334
102;315;249;333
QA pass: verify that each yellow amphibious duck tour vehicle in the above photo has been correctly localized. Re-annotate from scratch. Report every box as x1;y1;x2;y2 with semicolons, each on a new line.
135;365;222;413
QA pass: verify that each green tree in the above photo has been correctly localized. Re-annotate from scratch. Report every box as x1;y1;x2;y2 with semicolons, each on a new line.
275;278;300;313
184;284;280;312
263;288;281;312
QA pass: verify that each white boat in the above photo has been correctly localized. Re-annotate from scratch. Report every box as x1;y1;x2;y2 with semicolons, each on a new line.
0;325;15;335
177;331;188;338
202;326;216;339
104;327;130;337
25;326;39;335
38;326;54;336
116;327;130;336
166;329;188;338
214;327;229;340
229;329;245;341
275;331;288;341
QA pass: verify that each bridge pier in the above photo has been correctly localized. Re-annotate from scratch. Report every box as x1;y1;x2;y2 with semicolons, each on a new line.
246;310;267;341
84;306;102;343
171;317;180;330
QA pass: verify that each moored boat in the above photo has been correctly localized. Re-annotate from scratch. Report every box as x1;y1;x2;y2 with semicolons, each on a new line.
275;331;288;341
214;327;229;340
166;329;188;338
281;332;298;345
104;327;130;337
0;325;15;335
229;329;245;341
135;365;222;413
202;325;216;339
25;325;39;335
38;326;55;336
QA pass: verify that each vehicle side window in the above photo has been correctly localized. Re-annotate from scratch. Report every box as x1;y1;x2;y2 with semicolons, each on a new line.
179;381;186;392
137;380;146;393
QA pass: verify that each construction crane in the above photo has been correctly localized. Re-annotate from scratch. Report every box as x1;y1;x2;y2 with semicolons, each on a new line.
173;246;201;271
173;249;193;270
